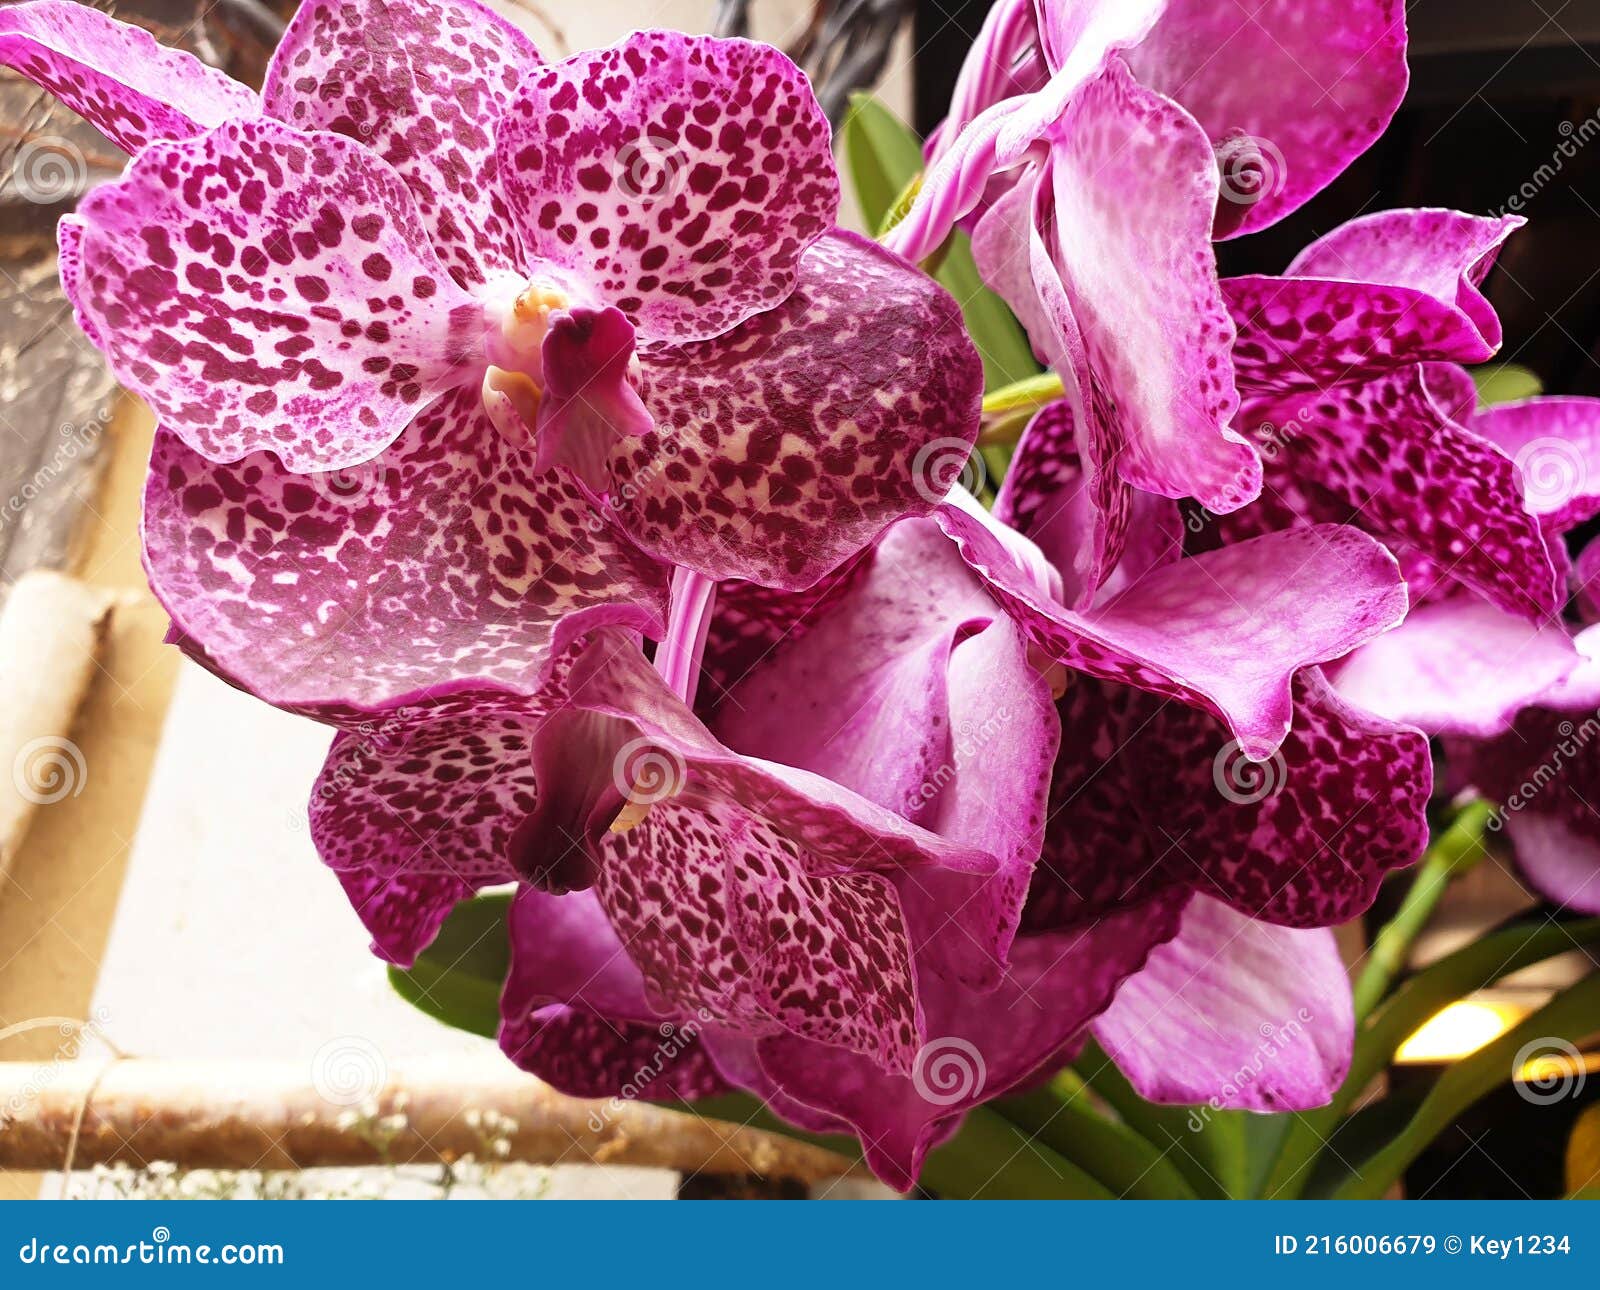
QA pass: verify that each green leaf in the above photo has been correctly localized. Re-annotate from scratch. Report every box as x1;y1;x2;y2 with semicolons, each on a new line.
1334;971;1600;1198
1071;1040;1242;1198
839;93;923;232
386;892;512;1039
1264;918;1600;1199
994;1082;1198;1198
921;1106;1115;1199
1473;362;1543;407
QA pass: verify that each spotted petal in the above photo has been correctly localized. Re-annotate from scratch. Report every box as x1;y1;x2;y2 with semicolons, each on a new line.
715;519;1058;988
0;1;257;153
496;30;837;344
937;507;1409;758
500;889;728;1099
612;232;983;590
263;0;544;286
1094;894;1355;1110
1213;368;1562;621
1127;0;1408;237
144;389;669;722
1226;211;1523;392
1029;670;1428;931
70;117;482;471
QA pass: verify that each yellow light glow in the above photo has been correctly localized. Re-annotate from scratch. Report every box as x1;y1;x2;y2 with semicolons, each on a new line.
1394;999;1527;1064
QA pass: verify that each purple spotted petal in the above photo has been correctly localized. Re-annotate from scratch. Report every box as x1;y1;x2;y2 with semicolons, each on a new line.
547;634;1003;1073
1094;894;1354;1110
309;686;549;896
1127;0;1407;237
500;889;728;1098
1332;595;1584;737
335;866;475;967
1039;58;1256;513
263;0;543;286
70;117;482;471
143;388;670;722
1217;368;1562;621
1226;211;1524;392
752;895;1184;1193
936;507;1409;758
496;30;837;345
611;231;983;590
1467;396;1600;535
1029;670;1428;931
1447;633;1600;915
0;0;257;153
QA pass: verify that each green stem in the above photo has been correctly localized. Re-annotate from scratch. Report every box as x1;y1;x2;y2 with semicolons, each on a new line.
992;1082;1197;1198
980;371;1065;419
1352;799;1494;1021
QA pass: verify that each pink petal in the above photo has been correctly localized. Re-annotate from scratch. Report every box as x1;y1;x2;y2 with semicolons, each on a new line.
1216;368;1562;621
263;0;543;286
937;507;1409;758
144;389;669;721
1040;58;1255;512
1467;396;1600;534
1094;894;1354;1111
549;634;1003;1073
1128;0;1408;236
0;0;256;153
612;231;983;590
71;118;481;471
715;519;1057;989
496;30;837;344
1228;211;1523;391
534;304;653;489
1331;595;1584;737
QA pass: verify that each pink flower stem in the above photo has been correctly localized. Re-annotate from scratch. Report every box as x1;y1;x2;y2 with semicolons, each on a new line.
655;568;717;709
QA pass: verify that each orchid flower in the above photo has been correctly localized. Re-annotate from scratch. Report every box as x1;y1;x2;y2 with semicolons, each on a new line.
4;0;983;724
880;0;1407;582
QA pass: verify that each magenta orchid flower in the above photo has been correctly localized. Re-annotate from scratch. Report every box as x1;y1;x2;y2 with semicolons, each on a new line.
3;0;982;720
881;0;1407;589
